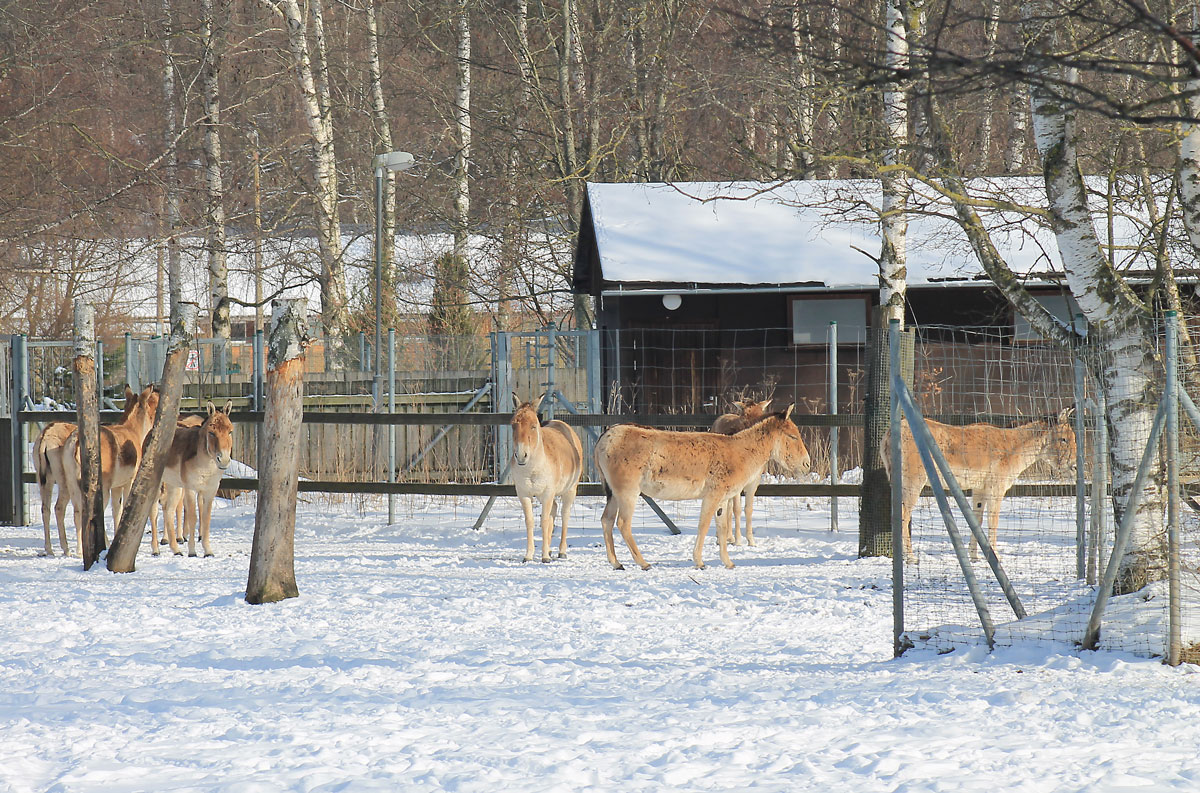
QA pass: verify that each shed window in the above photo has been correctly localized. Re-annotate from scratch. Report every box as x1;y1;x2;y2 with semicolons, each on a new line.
791;296;868;345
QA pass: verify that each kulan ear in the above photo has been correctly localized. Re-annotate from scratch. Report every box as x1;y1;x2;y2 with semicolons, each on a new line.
784;403;795;420
223;400;233;415
512;392;521;409
206;400;216;417
757;399;772;413
1058;406;1076;423
533;392;545;413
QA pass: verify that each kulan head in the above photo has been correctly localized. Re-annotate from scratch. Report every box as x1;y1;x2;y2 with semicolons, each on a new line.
510;394;545;466
768;404;811;477
203;400;234;470
1045;407;1078;470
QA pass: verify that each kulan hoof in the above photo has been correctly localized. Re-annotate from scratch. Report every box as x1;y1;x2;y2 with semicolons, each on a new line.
204;553;215;558
188;552;198;558
541;557;551;564
174;552;184;557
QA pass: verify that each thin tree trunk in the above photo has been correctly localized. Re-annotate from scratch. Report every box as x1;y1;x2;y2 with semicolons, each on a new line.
162;0;182;317
500;0;534;331
276;0;347;353
453;0;471;264
203;0;230;360
880;0;910;324
978;0;1001;167
792;0;814;178
73;302;104;570
366;0;397;321
246;299;307;604
107;303;196;572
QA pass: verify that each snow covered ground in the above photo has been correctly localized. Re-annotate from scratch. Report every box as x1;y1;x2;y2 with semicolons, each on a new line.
4;491;1200;792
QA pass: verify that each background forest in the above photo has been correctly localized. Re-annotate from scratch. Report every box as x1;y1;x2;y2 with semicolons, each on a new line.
0;0;1193;344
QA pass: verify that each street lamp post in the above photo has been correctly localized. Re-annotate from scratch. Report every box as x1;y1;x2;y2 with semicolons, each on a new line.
373;150;414;407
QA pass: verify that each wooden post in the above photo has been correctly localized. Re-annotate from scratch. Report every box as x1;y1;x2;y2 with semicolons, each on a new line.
72;302;105;570
246;299;307;604
107;303;197;572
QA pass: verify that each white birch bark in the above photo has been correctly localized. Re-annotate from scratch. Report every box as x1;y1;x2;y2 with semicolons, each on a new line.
978;0;1001;166
454;0;471;264
1179;23;1200;254
202;0;229;348
366;1;397;302
162;0;182;322
879;0;909;324
792;1;814;178
274;0;347;349
1005;85;1030;173
1024;4;1163;591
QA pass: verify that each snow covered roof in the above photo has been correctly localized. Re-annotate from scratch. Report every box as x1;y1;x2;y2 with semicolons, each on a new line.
574;179;1160;294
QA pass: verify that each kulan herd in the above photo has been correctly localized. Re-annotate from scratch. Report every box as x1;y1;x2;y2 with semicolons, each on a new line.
32;385;234;559
28;387;1076;569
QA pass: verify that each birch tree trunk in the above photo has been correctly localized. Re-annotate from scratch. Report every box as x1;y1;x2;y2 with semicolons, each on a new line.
792;1;815;178
1025;5;1163;592
453;0;471;265
276;0;347;356
500;0;534;330
879;0;910;324
559;0;591;328
246;299;308;605
108;303;196;572
202;0;230;363
861;0;914;558
73;302;104;571
366;0;397;323
162;0;182;319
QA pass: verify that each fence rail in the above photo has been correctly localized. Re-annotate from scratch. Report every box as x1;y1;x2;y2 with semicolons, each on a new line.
14;409;1081;500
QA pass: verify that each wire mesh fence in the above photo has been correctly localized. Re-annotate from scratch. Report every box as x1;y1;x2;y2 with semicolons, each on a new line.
894;316;1200;664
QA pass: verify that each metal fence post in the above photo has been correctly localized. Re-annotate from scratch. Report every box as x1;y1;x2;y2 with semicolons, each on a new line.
544;323;557;421
1073;346;1087;579
388;328;396;525
493;331;513;480
11;334;29;526
253;329;265;477
125;332;138;392
829;321;839;532
1092;388;1110;584
96;339;104;397
1165;312;1181;666
889;319;905;656
587;328;601;481
253;330;264;412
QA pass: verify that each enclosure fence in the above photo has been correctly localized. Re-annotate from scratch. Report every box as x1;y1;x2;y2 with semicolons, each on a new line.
891;314;1200;665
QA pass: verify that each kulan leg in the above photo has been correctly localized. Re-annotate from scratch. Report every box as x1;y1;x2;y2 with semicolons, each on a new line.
556;488;576;559
616;495;651;571
967;496;986;561
39;478;54;556
901;483;922;562
520;496;536;562
730;494;742;546
600;495;622;570
164;486;185;556
53;486;70;556
743;480;760;547
198;494;214;557
692;496;726;570
184;491;199;557
539;495;556;563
